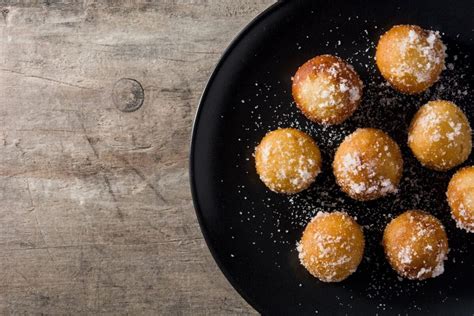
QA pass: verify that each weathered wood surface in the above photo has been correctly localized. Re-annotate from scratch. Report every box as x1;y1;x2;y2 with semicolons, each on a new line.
0;1;274;314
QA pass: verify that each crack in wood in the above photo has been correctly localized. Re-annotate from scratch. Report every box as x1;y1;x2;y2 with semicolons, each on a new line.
117;156;167;204
0;68;100;90
102;174;125;221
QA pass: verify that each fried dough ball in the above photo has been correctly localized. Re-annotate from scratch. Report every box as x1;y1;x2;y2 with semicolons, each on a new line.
292;55;363;124
297;211;365;282
375;25;446;94
333;128;403;201
408;100;472;171
254;128;322;194
383;210;449;280
447;166;474;232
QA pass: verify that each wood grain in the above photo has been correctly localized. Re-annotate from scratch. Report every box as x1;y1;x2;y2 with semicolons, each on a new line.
0;1;274;314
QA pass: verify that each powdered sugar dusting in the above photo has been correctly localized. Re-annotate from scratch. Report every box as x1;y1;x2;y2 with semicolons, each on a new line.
334;129;401;199
297;211;363;282
388;28;446;86
217;16;473;313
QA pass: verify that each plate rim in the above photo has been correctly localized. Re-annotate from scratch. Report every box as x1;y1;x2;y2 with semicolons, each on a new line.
188;1;285;313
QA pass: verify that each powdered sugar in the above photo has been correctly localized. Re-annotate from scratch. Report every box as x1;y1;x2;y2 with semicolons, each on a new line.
223;19;472;312
334;129;402;199
431;249;448;278
388;28;446;86
398;246;413;265
297;211;363;282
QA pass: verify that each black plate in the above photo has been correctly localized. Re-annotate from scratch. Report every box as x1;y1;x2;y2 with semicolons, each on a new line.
190;0;473;314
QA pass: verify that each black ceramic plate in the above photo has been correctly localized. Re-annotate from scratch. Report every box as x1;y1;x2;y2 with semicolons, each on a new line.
190;0;473;314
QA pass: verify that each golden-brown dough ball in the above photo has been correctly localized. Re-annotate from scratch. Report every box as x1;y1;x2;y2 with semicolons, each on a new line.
447;166;474;232
333;128;403;201
297;211;365;282
383;210;449;280
254;128;322;194
292;55;363;124
376;25;446;94
408;100;472;171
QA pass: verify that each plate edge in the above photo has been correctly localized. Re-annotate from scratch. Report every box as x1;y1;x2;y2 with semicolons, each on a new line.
188;1;286;314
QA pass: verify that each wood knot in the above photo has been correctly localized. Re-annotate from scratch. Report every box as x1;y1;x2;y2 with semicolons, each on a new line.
112;78;144;112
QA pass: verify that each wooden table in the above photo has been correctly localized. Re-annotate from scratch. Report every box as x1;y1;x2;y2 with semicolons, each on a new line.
0;1;273;314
